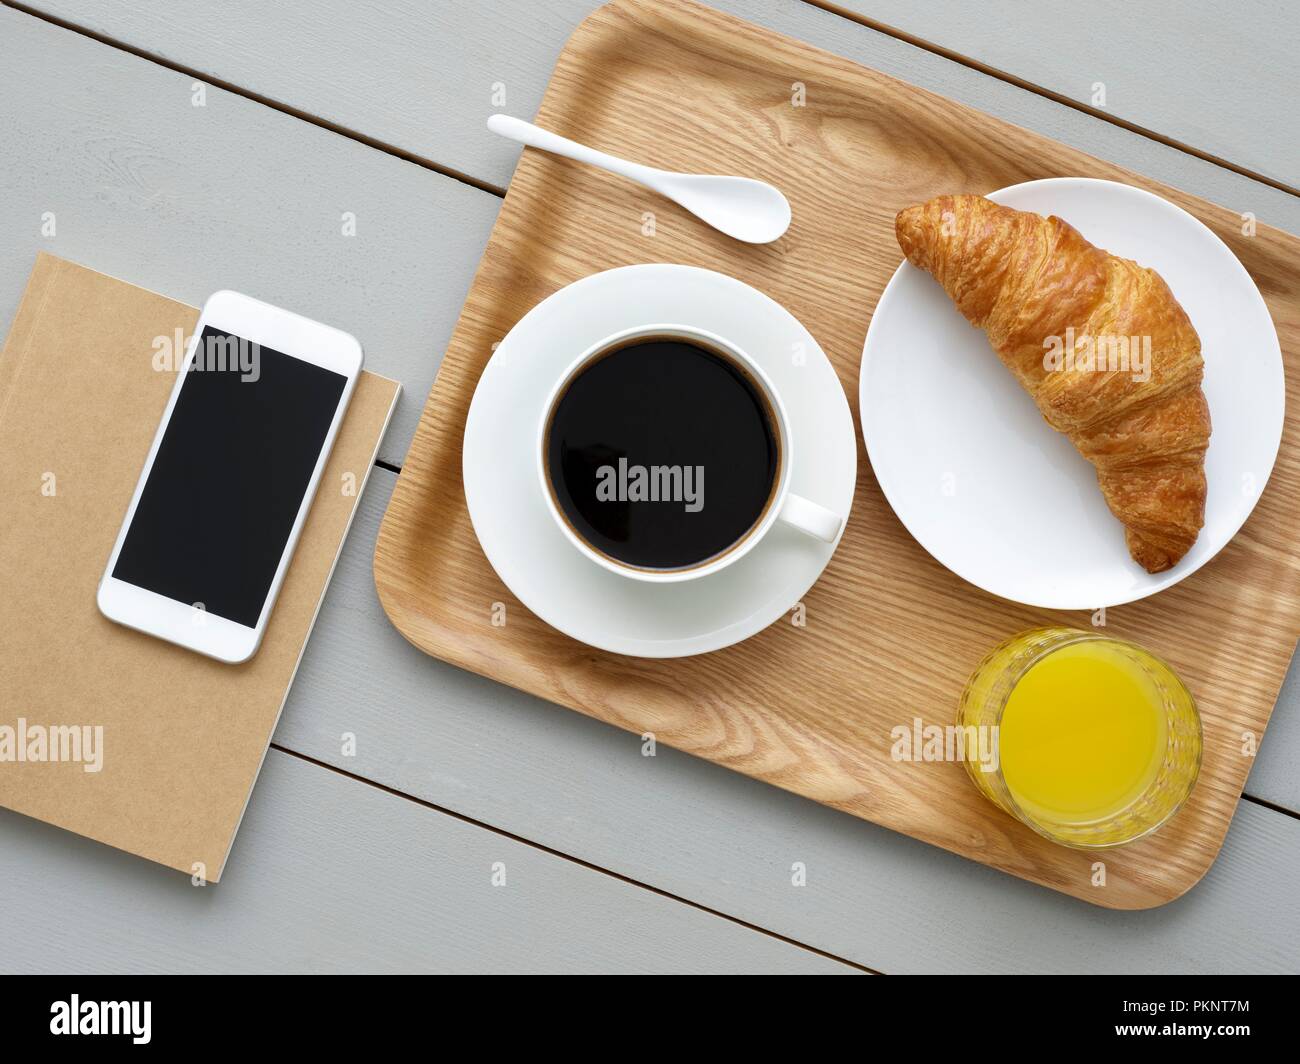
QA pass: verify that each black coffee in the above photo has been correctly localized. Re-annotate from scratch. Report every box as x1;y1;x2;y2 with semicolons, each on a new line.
545;336;779;571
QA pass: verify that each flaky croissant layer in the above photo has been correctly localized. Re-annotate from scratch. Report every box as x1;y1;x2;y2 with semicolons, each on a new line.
895;194;1210;573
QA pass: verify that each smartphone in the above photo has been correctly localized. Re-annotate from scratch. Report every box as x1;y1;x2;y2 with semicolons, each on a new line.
97;290;363;663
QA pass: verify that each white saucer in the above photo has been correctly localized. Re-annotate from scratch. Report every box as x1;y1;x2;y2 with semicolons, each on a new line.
859;178;1285;610
463;264;856;657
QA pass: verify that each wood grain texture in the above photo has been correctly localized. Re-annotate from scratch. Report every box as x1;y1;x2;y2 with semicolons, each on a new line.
14;0;1300;820
17;0;1300;235
287;470;1300;972
0;750;854;974
0;4;868;973
374;0;1300;909
827;0;1299;187
4;0;1298;969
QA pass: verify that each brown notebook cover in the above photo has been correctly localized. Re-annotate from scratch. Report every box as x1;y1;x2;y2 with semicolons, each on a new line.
0;254;400;881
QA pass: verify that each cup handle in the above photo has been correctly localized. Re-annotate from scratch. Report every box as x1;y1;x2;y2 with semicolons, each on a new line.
777;493;842;543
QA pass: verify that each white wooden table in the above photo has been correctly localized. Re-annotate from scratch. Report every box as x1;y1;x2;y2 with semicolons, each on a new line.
2;0;1297;974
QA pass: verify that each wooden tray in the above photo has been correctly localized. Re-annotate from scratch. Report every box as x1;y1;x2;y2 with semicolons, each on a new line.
375;0;1300;907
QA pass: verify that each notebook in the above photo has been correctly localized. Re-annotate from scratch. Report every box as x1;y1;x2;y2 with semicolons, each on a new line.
0;253;400;881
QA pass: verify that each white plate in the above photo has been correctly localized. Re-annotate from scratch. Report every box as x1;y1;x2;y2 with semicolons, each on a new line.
859;178;1284;609
463;264;856;657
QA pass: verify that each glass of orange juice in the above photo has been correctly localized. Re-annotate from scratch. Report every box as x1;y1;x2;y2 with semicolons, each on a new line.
957;627;1202;848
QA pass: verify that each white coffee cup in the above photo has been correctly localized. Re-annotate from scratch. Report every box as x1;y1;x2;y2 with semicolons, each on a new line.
537;323;843;583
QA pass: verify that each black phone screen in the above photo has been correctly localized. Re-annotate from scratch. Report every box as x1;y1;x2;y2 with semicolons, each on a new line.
112;327;347;627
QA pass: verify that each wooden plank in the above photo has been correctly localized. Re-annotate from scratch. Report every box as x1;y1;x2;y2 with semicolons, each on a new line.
0;750;854;973
0;4;498;469
1;1;1297;965
284;468;1300;971
371;0;1300;909
5;7;1293;821
15;0;1300;235
826;0;1297;188
1257;659;1300;805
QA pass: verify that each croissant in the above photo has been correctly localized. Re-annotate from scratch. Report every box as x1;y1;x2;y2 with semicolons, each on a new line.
895;194;1210;573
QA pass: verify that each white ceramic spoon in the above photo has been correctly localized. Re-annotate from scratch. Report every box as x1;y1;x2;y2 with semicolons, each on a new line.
487;114;791;244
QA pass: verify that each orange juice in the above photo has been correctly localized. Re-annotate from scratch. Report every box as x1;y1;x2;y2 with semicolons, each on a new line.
1000;641;1167;826
958;628;1201;848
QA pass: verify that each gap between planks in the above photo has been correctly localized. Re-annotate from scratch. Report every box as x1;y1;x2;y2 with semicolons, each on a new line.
7;0;1299;911
5;0;1297;204
802;0;1299;199
1242;793;1300;822
15;0;1297;825
0;0;507;197
268;742;879;973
